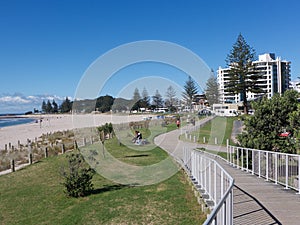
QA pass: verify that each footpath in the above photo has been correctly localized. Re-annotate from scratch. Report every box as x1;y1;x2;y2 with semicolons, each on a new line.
154;119;300;225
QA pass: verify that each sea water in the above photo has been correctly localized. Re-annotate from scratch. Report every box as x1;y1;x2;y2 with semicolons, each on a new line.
0;116;36;128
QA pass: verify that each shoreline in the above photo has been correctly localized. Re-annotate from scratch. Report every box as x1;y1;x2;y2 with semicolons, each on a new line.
0;114;153;150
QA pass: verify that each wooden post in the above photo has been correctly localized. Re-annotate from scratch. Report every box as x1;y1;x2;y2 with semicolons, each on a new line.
203;137;205;143
5;144;7;151
90;136;93;144
44;147;48;158
28;153;33;165
215;137;217;145
74;140;78;150
8;142;11;150
83;137;86;146
61;144;65;154
10;159;15;172
18;140;20;149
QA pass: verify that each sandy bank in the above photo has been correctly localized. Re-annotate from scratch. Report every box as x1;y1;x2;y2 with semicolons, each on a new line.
0;114;153;149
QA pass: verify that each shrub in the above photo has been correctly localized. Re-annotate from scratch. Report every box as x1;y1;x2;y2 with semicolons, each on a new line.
61;153;95;197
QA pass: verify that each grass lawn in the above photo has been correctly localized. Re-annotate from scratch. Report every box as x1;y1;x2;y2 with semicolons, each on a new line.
0;122;207;225
181;116;237;146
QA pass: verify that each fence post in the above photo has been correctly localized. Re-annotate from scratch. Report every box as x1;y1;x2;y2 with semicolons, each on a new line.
203;136;206;143
266;152;269;181
61;144;65;154
44;147;48;158
298;155;300;194
258;151;261;178
74;140;78;150
252;150;255;175
285;156;289;189
214;137;217;145
275;153;278;184
10;159;15;172
28;153;33;165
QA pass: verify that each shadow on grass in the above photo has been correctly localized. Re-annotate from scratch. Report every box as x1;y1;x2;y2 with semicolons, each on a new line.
124;154;149;158
91;184;129;195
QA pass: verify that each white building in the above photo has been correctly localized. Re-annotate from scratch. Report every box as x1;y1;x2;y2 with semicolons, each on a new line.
217;53;291;103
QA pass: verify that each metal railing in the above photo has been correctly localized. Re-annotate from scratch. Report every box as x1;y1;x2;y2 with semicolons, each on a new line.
183;147;234;225
227;145;300;194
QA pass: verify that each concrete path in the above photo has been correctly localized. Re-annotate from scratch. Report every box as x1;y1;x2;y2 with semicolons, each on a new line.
154;120;300;225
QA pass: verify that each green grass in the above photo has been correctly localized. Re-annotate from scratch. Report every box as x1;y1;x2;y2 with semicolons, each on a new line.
197;148;229;160
181;116;237;146
0;122;207;225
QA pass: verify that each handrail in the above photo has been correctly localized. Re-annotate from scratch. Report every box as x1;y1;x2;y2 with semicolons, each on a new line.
227;145;300;194
183;147;234;225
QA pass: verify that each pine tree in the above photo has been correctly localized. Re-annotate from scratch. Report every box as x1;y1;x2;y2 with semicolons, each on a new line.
131;88;141;111
46;100;53;113
226;34;264;114
41;100;47;113
205;72;220;106
182;76;198;110
52;100;58;113
152;90;164;108
140;87;150;108
60;97;72;113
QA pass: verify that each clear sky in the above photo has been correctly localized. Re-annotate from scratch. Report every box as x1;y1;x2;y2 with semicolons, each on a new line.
0;0;300;113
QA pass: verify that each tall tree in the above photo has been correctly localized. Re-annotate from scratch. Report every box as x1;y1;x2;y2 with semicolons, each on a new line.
182;76;198;110
152;90;164;108
52;100;58;113
131;88;141;111
95;95;114;113
60;97;72;113
165;85;176;108
226;34;264;114
140;87;150;108
46;100;53;113
41;100;47;113
205;73;220;106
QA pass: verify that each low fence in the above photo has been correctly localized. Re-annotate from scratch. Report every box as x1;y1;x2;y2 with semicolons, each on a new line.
227;145;300;194
183;147;234;225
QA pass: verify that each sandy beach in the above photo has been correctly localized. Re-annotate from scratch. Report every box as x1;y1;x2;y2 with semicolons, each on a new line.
0;114;152;150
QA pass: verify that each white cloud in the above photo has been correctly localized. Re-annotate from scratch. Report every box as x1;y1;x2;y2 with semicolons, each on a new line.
0;93;72;114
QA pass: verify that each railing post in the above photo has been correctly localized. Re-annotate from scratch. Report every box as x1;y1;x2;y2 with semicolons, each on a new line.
252;150;254;175
246;149;249;172
258;151;261;178
285;155;289;189
298;155;300;194
266;151;269;181
241;148;244;170
275;153;278;184
237;147;239;169
214;162;217;203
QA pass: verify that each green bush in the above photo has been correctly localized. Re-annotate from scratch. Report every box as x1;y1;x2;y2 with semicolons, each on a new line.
61;153;95;197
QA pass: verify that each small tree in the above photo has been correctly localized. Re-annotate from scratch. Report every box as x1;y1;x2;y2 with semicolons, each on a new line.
165;85;177;110
61;153;95;197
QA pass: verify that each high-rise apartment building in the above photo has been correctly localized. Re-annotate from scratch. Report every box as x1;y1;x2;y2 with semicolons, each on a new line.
217;53;291;103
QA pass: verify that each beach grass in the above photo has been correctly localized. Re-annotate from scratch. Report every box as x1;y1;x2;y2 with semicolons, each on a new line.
0;122;207;224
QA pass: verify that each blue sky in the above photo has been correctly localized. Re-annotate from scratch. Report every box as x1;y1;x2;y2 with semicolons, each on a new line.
0;0;300;113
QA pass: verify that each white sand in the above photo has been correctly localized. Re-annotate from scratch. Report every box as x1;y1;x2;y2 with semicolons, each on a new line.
0;114;152;150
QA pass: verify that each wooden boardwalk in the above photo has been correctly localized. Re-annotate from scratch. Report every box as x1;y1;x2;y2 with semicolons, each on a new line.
155;122;300;225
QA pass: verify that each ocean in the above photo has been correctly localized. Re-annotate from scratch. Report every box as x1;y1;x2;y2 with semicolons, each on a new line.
0;116;36;128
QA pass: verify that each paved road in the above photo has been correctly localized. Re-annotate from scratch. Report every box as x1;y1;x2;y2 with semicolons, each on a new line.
154;119;300;225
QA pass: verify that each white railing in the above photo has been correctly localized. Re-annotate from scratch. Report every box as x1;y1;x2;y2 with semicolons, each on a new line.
183;147;234;225
227;145;300;194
